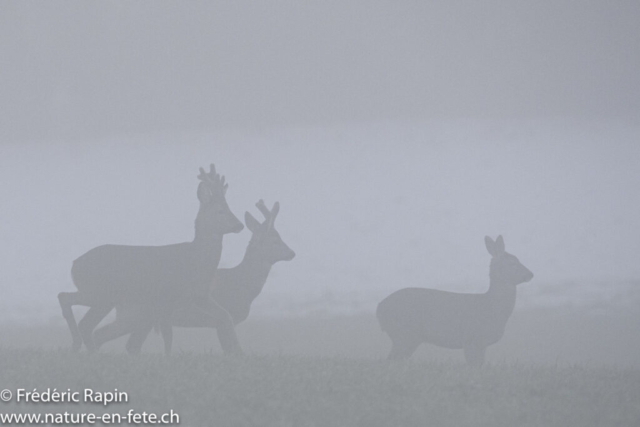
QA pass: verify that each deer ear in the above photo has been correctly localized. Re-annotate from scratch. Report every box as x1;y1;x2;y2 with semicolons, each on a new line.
495;235;505;254
245;212;261;233
485;236;496;256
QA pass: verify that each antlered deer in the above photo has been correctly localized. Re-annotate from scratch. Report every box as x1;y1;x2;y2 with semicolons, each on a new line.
93;200;295;354
376;235;533;366
57;164;245;355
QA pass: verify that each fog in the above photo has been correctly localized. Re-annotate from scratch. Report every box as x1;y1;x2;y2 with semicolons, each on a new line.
2;2;640;424
1;0;640;320
2;121;640;324
0;0;638;316
3;1;640;142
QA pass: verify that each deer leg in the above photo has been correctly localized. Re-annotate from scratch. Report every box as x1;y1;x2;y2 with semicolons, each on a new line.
196;299;243;356
57;291;84;351
464;345;486;367
387;334;421;360
93;318;135;350
216;323;242;356
78;305;112;352
125;318;154;355
160;321;173;356
125;317;173;356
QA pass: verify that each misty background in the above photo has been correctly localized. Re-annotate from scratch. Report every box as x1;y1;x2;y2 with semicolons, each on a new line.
1;1;639;326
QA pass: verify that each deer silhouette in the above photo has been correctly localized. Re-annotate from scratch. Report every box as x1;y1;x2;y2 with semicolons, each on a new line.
376;235;533;366
93;200;295;354
57;164;245;355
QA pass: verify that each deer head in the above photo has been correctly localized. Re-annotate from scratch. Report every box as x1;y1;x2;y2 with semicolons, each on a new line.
485;235;533;286
195;164;244;235
244;199;295;264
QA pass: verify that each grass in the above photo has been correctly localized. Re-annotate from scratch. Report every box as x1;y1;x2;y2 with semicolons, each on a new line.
2;308;640;426
4;306;640;367
1;349;639;427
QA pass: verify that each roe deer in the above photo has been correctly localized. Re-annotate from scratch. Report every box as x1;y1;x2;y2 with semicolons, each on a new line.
57;164;244;355
376;235;533;366
93;199;295;354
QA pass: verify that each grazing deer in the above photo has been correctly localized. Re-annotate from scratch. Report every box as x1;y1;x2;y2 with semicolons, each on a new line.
92;200;295;355
57;164;245;355
376;236;533;366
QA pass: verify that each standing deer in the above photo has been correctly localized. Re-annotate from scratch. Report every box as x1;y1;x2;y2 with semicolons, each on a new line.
57;164;245;355
92;199;295;355
376;235;533;366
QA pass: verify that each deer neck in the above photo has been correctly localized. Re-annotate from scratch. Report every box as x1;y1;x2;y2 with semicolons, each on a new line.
192;233;223;251
485;277;517;322
192;213;224;259
235;249;273;299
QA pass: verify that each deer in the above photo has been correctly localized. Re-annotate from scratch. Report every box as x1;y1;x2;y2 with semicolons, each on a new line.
92;199;295;355
57;164;245;356
376;235;533;366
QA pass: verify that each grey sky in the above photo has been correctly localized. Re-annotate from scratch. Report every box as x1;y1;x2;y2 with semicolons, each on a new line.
2;1;639;142
1;2;639;323
2;120;640;323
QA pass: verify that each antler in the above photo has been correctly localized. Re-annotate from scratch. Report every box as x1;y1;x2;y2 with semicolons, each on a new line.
255;199;271;221
255;199;279;229
198;164;218;184
197;164;228;195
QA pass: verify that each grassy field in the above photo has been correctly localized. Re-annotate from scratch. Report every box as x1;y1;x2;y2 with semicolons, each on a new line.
4;305;640;367
1;307;640;426
1;349;639;427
